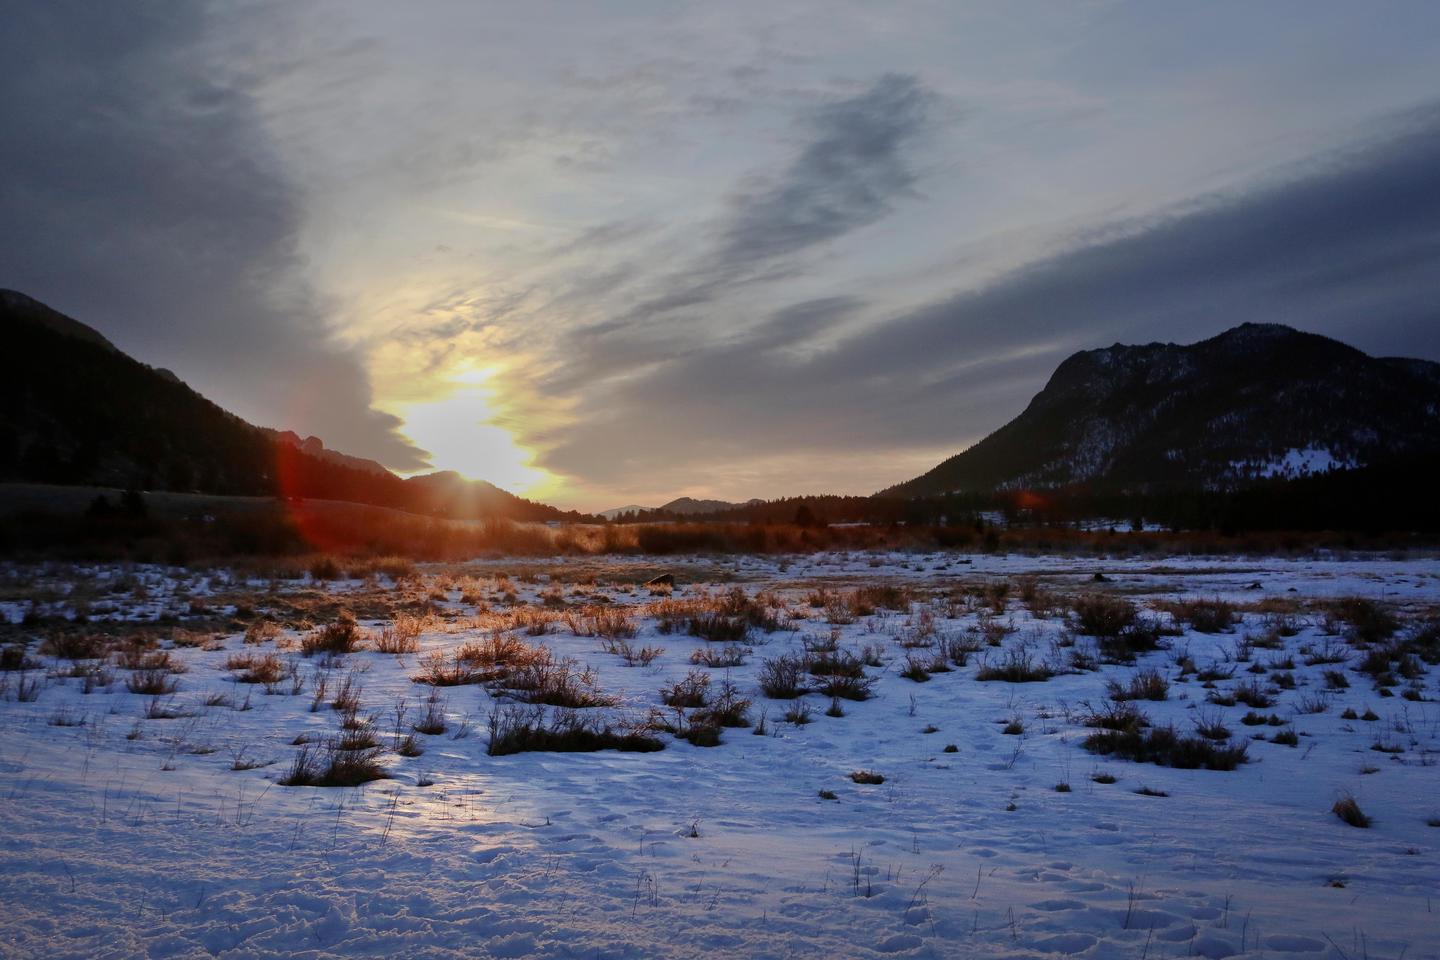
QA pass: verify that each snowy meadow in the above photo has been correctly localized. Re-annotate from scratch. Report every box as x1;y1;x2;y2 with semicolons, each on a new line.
1;552;1438;959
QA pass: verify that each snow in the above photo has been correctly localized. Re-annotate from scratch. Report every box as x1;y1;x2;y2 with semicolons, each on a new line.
2;551;1439;959
1231;448;1350;480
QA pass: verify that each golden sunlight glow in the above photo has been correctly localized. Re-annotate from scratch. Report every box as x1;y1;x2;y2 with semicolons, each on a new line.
395;373;556;497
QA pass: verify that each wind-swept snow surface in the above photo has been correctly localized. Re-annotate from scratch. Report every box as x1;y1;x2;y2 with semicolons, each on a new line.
2;552;1438;958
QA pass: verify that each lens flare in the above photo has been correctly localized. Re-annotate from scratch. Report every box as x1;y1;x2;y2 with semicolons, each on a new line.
394;376;552;496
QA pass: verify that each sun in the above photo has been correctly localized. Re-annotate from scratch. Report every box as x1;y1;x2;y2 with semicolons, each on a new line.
394;373;554;496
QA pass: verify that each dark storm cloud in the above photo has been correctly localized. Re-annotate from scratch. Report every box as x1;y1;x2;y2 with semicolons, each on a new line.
540;102;1440;489
0;1;428;468
715;73;935;268
537;76;937;398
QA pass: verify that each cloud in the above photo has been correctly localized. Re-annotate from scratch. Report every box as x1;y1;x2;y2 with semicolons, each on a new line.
0;1;428;468
716;73;936;268
531;75;941;405
531;101;1440;499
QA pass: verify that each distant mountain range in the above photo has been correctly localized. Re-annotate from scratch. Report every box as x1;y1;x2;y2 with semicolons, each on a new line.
886;323;1440;499
7;287;1437;532
599;496;765;519
0;290;587;523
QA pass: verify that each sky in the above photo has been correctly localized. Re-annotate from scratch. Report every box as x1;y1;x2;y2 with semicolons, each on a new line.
3;1;1439;512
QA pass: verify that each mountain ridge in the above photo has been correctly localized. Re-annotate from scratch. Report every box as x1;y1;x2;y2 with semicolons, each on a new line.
0;289;585;523
885;323;1440;499
599;496;766;519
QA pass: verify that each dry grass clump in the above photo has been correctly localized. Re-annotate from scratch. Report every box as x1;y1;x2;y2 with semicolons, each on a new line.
783;700;814;725
113;641;180;672
691;679;751;728
126;668;179;695
243;620;283;645
1072;595;1172;660
1159;598;1237;633
566;607;637;641
169;628;221;650
41;633;108;660
502;654;616;708
689;644;748;668
1100;623;1167;662
1105;668;1169;702
280;739;388;787
226;651;286;685
413;650;485;686
1332;793;1371;828
648;597;709;634
374;614;426;654
939;632;983;667
758;654;808;699
1072;595;1169;661
660;670;711;708
600;637;663;666
974;648;1054;683
898;609;941;649
1325;598;1398;646
300;612;367;656
328;671;362;714
680;587;783;642
1072;595;1138;637
1082;700;1149;732
307;555;343;582
849;770;885;785
1192;710;1232;741
1232;680;1274;708
900;655;933;682
1304;640;1350;666
816;672;876;701
486;705;664;756
1;645;38;672
1404;618;1440;664
413;689;449;735
414;632;547;686
847;584;912;616
806;649;866;678
510;607;555;637
1083;722;1247;771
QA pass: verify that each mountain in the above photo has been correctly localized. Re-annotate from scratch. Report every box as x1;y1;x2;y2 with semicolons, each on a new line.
599;497;766;519
886;323;1440;499
262;429;391;477
0;289;120;354
598;504;649;520
661;496;764;515
0;289;582;522
401;471;570;522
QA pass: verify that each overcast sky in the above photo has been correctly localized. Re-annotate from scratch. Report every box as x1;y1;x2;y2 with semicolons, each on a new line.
4;1;1439;510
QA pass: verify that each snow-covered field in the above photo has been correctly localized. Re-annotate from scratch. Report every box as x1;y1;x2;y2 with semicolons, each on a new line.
2;551;1438;959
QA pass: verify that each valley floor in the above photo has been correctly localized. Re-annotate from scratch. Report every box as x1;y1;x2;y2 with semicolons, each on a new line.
1;551;1438;959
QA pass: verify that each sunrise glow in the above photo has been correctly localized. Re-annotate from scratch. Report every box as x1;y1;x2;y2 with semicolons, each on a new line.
394;371;554;496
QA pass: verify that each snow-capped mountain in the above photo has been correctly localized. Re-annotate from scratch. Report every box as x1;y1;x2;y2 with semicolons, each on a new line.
887;323;1440;498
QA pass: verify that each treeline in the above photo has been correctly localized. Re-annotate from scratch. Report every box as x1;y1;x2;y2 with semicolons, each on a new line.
604;455;1440;535
1;314;582;523
4;502;1432;565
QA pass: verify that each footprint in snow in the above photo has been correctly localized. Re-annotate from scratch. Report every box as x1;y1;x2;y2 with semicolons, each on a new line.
874;933;924;953
1062;881;1107;893
1189;934;1239;959
1265;935;1326;953
1029;899;1084;911
1025;933;1097;955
